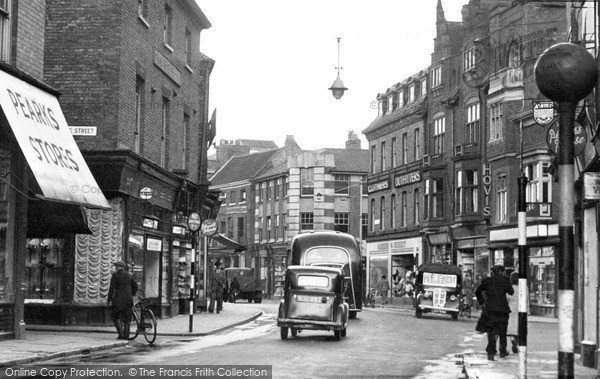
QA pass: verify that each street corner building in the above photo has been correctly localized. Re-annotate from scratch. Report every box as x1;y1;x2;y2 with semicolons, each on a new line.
0;0;218;339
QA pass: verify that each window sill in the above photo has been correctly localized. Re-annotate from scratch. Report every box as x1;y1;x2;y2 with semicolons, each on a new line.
185;64;193;74
138;15;150;29
164;43;174;53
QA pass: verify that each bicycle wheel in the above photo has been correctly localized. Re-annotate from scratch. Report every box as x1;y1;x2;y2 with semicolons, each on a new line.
127;309;140;340
141;309;157;344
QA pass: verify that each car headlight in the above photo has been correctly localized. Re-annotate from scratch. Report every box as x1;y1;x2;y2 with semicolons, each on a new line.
424;292;431;299
450;295;456;301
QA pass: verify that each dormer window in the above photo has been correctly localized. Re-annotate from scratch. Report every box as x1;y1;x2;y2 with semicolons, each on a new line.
388;96;393;112
409;85;415;102
398;90;404;108
420;79;427;97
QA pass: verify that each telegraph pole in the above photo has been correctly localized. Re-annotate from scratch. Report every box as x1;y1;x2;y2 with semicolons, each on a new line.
535;43;597;379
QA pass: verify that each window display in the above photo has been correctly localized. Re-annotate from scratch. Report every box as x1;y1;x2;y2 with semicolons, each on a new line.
25;238;63;300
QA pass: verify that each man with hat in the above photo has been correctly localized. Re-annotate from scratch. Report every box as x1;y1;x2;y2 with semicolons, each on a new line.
107;260;138;339
475;264;514;361
208;261;226;313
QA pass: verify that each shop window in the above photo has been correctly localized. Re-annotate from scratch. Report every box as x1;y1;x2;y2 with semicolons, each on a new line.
391;255;416;297
369;256;388;293
25;238;63;300
528;246;555;309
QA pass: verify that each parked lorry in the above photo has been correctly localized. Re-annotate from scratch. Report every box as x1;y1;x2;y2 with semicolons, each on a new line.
224;268;265;303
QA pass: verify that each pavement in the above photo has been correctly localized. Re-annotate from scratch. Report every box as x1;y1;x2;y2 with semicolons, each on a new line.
1;297;599;379
0;301;263;367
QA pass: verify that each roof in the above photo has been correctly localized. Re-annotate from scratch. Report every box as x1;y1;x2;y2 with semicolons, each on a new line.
315;148;369;173
362;96;427;135
209;149;279;186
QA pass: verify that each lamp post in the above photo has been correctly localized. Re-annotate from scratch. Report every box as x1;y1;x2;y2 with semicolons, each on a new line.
535;42;597;379
329;37;348;100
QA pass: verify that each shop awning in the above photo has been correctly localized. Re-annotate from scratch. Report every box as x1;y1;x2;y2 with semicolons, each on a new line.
426;232;450;245
26;200;92;237
0;68;110;210
212;234;246;252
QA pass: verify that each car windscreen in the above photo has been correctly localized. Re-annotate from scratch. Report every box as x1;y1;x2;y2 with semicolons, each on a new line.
304;247;349;266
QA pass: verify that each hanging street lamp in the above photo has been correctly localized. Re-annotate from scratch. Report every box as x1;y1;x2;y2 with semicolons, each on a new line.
329;37;348;100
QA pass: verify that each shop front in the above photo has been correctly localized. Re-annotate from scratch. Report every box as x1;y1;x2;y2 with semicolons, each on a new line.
489;223;559;317
366;236;422;304
0;65;110;339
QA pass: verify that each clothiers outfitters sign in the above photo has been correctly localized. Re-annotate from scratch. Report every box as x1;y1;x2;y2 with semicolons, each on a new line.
0;70;110;209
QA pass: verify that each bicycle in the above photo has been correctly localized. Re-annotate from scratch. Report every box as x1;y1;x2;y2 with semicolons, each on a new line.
365;288;376;308
458;293;473;318
128;296;157;344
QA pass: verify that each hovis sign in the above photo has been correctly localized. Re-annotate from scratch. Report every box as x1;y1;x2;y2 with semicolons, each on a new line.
0;69;110;209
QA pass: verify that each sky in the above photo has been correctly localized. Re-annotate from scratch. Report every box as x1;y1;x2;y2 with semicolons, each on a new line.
197;1;469;152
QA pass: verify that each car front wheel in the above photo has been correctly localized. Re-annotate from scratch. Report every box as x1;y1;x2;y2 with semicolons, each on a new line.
334;329;341;341
280;327;288;340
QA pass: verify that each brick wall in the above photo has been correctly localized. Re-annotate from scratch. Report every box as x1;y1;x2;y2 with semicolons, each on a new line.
12;0;46;79
44;0;211;182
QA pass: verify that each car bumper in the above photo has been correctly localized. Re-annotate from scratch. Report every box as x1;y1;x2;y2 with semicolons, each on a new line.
277;318;344;331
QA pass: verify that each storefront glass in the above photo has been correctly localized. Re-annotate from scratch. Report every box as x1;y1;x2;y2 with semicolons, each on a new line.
529;246;555;311
25;238;63;300
144;235;161;299
391;254;415;297
369;255;387;291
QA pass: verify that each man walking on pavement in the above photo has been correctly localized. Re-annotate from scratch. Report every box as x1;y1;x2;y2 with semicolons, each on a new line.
107;261;138;340
209;262;226;313
475;264;514;361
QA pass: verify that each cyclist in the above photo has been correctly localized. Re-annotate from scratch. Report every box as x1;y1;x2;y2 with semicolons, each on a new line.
107;261;138;340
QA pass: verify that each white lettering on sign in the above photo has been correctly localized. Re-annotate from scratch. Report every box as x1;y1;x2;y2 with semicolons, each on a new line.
368;181;389;193
394;172;421;187
422;273;457;288
482;164;491;218
0;70;109;208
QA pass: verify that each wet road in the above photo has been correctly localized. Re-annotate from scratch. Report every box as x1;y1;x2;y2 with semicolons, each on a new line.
37;306;477;378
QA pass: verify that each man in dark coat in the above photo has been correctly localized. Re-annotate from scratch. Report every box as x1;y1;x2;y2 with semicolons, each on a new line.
107;261;138;339
208;262;226;313
475;265;514;360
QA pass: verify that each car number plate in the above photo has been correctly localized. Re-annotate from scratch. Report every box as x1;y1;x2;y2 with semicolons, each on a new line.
431;309;446;314
297;295;321;303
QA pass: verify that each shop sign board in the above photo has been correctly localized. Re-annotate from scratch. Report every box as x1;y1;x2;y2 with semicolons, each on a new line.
583;172;600;200
146;237;162;252
0;70;110;209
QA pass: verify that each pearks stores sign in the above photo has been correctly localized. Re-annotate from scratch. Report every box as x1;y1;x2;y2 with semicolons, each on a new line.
0;69;109;209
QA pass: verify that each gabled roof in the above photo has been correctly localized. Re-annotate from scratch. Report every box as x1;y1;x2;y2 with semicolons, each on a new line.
209;149;279;186
315;148;370;173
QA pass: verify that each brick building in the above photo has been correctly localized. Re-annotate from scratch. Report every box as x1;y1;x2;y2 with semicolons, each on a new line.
27;0;216;323
0;0;110;339
362;70;428;300
210;133;368;297
362;0;568;316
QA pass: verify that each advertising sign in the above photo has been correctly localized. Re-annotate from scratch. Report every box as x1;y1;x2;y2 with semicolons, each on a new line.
583;172;600;200
546;120;586;156
533;101;554;126
200;219;217;237
422;272;457;288
0;70;109;209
